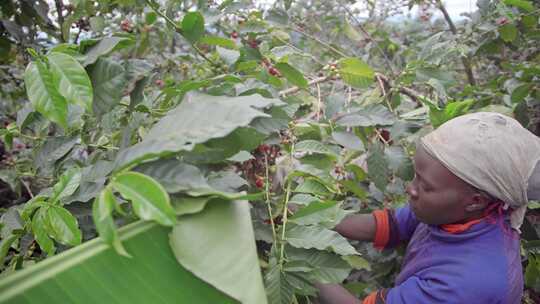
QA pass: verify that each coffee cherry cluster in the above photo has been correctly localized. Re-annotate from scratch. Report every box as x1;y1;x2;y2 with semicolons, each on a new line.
261;58;281;77
237;144;281;189
73;18;90;31
120;19;133;32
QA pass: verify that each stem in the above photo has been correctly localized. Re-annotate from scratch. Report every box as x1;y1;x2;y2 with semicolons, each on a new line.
435;0;476;86
278;142;295;269
279;178;292;269
279;75;331;97
315;83;322;121
21;179;33;198
264;155;277;243
375;73;395;113
55;0;65;43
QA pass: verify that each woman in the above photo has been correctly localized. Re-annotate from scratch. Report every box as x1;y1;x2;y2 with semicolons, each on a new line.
316;112;540;303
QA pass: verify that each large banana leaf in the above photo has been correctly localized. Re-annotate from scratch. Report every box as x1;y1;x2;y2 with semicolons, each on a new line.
0;220;237;304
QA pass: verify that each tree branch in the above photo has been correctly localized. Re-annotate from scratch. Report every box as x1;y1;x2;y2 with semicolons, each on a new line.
436;0;476;86
279;76;331;97
55;0;65;43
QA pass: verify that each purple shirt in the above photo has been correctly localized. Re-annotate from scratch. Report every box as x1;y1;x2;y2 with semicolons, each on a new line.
382;205;523;303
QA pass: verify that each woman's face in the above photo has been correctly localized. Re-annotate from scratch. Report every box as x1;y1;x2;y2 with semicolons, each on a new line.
406;144;474;225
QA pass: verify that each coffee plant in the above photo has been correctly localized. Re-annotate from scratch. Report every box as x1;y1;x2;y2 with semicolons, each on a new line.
0;0;539;303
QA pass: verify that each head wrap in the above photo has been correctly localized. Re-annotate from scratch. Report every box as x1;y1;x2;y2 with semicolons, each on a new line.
420;112;540;232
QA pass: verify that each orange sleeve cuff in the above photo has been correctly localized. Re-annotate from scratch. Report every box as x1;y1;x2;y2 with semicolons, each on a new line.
362;291;378;304
362;289;387;304
372;209;390;251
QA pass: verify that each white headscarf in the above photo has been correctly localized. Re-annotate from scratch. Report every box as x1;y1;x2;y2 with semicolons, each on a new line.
420;112;540;232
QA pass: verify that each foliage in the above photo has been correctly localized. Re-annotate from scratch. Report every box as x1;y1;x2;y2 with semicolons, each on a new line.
0;0;539;303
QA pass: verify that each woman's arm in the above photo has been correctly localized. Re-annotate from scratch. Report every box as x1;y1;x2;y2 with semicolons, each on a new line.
315;283;362;304
334;213;376;241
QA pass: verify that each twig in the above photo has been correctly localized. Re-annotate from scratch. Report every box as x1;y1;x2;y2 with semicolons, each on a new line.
21;179;33;198
144;0;220;68
264;155;277;244
279;142;295;270
55;0;65;43
279;75;331;97
272;36;325;66
338;1;396;75
316;83;322;121
435;0;476;86
290;27;350;58
375;74;387;97
375;73;422;104
375;73;396;113
374;128;390;145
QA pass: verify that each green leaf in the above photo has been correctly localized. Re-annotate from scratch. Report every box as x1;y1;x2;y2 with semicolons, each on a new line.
0;234;18;267
335;104;394;127
170;199;268;304
289;194;321;206
182;12;205;43
0;220;237;303
504;0;534;12
93;187;129;257
367;143;389;191
428;99;474;128
171;196;211;216
275;63;308;89
525;255;540;289
265;266;295;304
83;37;131;66
294;140;339;157
145;11;157;24
89;58;128;116
285;225;358;256
290;201;338;219
332;131;365;151
294;179;331;196
34;136;79;173
227;151;254;162
51;167;82;203
31;208;55;256
499;24;518;42
114;94;283;169
112;172;176;226
200;36;237;49
287;247;352;284
47;205;82;246
340;180;368;199
289;201;352;228
343;20;363;41
342;255;371;271
217;46;240;66
338;58;374;88
24;60;68;129
0;206;23;240
47;52;93;113
134;159;210;193
511;84;531;103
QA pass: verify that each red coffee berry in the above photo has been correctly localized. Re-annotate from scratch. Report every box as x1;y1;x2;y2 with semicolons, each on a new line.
268;67;279;76
496;17;509;25
255;177;265;188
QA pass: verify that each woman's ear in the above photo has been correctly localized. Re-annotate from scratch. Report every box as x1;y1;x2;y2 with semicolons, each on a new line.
464;193;489;212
